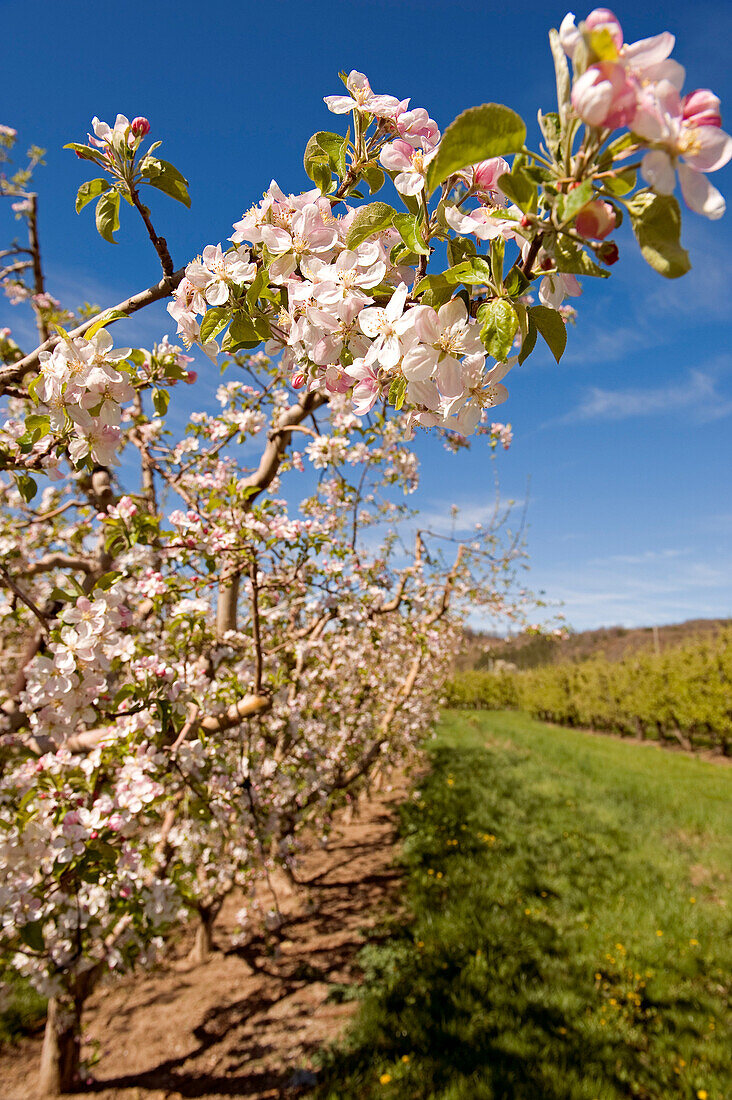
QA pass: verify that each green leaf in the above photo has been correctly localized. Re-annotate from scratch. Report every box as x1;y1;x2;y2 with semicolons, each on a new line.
95;190;120;244
554;237;609;278
363;163;385;195
345;202;396;249
444;256;494;286
49;586;76;602
83;309;129;340
113;683;137;707
19;920;45;952
426;103;527;195
392;212;430;256
528;304;567;363
64;142;102;164
140;157;191;207
561;180;594;223
628;192;690;279
304;131;348;183
604;168;636;196
447;235;477;267
75;177;110;213
24;413;50;438
17;474;38;502
222;311;260;352
95;570;123;591
537;111;562;159
477;299;518;361
518;313;538;365
199;306;232;345
388;375;407;410
413;273;454;307
498;168;537;213
152;386;170;416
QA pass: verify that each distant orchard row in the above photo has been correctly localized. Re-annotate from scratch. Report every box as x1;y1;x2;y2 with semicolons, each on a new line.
446;631;732;754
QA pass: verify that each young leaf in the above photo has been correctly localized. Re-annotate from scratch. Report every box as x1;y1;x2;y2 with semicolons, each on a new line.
426;104;527;195
152;387;170;416
477;299;518;361
64;142;103;164
345;202;396;249
561;180;594;223
392;212;430;256
444;256;494;286
223;311;260;352
83;309;129;340
95;190;120;243
528;304;567;363
518;313;538;364
554;237;609;278
363;163;385;195
628;191;691;279
140;157;191;207
76;178;110;213
199;306;232;345
498;168;537;213
17;473;38;502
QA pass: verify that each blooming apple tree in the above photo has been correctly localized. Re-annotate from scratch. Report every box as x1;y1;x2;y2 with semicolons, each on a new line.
0;8;728;1094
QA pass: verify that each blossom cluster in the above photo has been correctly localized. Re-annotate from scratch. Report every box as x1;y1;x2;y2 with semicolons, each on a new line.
560;9;731;218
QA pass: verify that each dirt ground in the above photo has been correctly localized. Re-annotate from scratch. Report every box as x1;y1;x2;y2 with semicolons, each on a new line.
0;771;409;1100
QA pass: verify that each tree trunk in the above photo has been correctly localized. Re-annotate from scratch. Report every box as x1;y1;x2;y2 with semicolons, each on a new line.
188;902;223;965
38;995;82;1095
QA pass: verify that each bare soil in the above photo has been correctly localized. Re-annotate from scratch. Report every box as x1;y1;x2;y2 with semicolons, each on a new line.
0;771;409;1100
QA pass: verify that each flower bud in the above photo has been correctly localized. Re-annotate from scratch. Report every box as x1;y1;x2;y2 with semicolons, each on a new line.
472;157;509;192
584;8;624;53
131;116;151;138
184;370;198;385
291;372;306;389
575;199;617;240
682;89;722;128
598;240;619;265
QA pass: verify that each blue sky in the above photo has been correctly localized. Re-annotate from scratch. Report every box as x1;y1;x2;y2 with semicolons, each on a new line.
3;0;731;631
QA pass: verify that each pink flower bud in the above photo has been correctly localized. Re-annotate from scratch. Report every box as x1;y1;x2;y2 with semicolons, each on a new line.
584;8;624;52
291;372;306;389
472;157;509;192
682;89;722;128
184;370;198;384
131;117;151;138
575;199;617;240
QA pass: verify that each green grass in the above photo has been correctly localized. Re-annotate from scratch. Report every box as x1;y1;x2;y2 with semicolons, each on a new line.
314;710;732;1100
0;974;46;1045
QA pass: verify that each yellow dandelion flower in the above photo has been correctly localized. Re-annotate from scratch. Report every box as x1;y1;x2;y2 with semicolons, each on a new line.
380;1073;392;1085
689;897;696;904
401;1055;410;1063
690;939;699;946
656;930;663;937
697;1091;708;1099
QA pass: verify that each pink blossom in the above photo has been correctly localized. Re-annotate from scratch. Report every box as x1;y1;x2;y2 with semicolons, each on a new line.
380;140;437;197
635;80;732;219
324;71;402;119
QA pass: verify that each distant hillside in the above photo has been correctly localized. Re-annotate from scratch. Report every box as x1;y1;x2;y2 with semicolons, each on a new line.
459;618;732;671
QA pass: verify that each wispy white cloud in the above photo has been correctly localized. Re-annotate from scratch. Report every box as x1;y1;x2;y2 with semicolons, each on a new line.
556;368;732;425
